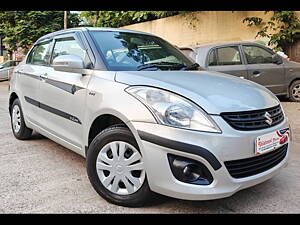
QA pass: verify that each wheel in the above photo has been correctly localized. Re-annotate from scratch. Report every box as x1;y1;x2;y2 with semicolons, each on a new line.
289;80;300;102
10;98;32;140
86;125;155;207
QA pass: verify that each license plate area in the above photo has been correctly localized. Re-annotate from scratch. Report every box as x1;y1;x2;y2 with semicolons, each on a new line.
255;128;290;155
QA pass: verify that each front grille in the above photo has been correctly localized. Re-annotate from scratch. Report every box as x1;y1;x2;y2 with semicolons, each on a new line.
221;105;284;131
224;144;288;179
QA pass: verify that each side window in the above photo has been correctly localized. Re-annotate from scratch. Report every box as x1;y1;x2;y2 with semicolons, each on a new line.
216;46;242;65
51;37;86;64
29;42;51;65
242;45;273;64
26;47;36;64
1;61;9;68
5;61;14;67
1;61;14;68
208;49;217;66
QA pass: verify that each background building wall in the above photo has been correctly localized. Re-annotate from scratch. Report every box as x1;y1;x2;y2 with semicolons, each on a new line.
121;11;300;48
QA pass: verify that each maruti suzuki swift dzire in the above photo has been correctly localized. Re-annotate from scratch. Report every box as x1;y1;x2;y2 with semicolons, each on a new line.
9;27;290;207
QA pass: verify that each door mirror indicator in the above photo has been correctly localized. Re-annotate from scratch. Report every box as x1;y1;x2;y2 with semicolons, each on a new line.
53;55;85;74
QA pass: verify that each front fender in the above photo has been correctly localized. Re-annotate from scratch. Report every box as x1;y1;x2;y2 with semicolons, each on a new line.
83;74;157;147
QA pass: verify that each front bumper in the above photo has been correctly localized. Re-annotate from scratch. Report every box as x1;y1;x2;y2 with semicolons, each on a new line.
129;116;290;200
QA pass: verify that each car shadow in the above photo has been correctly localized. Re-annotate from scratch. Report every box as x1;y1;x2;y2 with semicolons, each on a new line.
30;131;47;140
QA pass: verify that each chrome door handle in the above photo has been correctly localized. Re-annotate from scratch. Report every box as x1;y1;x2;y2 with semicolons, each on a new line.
252;71;261;78
40;73;48;79
15;70;24;74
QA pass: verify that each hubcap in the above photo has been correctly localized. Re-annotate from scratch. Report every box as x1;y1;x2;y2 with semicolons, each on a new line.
12;105;21;133
96;141;145;195
292;84;300;101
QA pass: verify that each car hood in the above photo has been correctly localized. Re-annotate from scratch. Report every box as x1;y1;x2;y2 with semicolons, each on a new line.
115;70;280;114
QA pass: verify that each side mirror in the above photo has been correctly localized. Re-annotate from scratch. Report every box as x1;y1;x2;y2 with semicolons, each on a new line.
0;65;3;69
53;55;85;73
272;54;283;64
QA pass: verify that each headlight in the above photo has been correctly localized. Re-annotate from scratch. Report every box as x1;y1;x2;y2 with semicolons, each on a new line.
125;86;221;133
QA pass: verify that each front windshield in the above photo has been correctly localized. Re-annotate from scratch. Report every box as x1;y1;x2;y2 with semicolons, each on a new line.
90;31;195;71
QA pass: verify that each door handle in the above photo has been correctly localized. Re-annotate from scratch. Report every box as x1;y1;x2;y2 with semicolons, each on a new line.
40;73;48;79
252;71;261;78
15;69;24;74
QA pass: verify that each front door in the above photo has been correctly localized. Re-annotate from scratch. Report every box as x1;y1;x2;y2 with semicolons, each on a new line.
38;34;91;148
242;45;286;95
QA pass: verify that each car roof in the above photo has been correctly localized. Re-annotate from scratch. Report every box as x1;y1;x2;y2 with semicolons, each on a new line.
179;41;270;68
36;27;156;43
180;41;266;52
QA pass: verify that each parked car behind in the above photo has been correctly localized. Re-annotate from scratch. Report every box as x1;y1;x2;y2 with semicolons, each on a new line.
9;28;290;207
0;60;20;81
180;42;300;102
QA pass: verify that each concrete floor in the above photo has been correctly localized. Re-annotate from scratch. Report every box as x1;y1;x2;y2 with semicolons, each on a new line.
0;80;300;214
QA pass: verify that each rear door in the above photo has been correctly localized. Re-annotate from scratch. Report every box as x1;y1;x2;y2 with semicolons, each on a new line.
37;32;91;148
16;40;52;125
241;44;286;94
206;45;248;78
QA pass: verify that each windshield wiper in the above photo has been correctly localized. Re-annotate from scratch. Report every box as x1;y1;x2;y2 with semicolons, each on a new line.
180;63;200;71
137;62;185;71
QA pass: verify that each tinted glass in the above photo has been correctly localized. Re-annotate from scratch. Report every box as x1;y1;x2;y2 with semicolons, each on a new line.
1;61;15;68
1;61;10;68
208;49;217;66
216;46;242;65
243;45;273;64
90;31;194;71
51;37;86;64
29;42;51;65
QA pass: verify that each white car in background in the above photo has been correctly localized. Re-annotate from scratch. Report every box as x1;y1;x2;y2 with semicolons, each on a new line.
0;60;20;81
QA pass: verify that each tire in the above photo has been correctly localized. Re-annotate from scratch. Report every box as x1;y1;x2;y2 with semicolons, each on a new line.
10;98;32;140
289;80;300;102
86;125;155;207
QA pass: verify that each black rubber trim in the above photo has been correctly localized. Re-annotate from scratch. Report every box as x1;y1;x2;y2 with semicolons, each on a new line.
138;130;222;170
21;72;83;95
45;78;84;95
24;96;40;107
85;146;88;156
24;96;82;124
18;72;41;80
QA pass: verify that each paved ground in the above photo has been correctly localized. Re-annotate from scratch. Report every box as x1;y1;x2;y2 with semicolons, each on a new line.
0;80;300;214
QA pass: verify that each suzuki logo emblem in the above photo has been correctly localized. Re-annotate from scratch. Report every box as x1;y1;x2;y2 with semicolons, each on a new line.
264;112;273;126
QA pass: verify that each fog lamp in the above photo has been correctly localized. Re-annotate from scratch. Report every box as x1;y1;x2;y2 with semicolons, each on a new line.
167;154;213;185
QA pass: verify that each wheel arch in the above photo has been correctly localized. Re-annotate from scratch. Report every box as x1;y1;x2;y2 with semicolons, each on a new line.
9;92;19;115
288;78;300;98
87;114;128;146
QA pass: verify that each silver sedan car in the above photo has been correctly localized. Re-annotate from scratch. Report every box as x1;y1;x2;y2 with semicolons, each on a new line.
180;42;300;102
9;28;291;207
